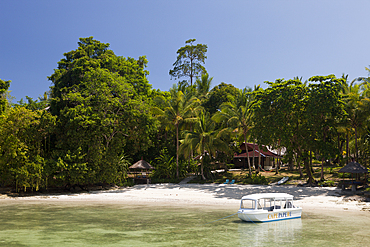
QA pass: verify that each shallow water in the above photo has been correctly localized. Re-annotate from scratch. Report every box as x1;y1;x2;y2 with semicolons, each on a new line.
0;201;368;246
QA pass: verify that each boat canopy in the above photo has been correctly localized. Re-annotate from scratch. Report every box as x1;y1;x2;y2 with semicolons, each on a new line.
241;193;294;201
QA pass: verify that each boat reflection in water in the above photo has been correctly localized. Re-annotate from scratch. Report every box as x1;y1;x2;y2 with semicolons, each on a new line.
238;218;303;246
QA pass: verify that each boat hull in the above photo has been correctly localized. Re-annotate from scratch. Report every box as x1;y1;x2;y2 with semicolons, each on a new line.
238;208;302;223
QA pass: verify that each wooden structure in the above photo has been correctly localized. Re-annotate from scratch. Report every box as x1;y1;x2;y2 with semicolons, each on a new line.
129;159;154;184
233;143;280;170
338;162;368;191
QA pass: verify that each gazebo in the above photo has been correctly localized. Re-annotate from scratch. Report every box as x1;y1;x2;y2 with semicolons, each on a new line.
129;159;154;184
338;162;368;191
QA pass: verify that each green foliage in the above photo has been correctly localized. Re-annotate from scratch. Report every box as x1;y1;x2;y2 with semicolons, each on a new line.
213;87;255;175
152;148;176;179
153;84;200;178
181;110;229;179
337;173;351;178
203;83;239;114
15;93;50;111
252;76;345;183
243;174;268;185
0;106;55;192
318;180;335;187
47;37;157;186
0;79;11;114
169;39;207;86
49;37;152;116
4;37;370;191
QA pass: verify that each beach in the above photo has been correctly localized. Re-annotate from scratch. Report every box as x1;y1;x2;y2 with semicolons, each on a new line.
1;183;370;216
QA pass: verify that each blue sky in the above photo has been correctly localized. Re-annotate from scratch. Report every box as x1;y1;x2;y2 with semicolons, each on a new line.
1;0;370;103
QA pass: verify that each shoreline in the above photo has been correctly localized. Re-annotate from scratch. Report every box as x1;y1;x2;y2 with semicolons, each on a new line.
1;183;370;216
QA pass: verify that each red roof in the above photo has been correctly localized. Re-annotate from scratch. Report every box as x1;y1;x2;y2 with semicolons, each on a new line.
234;143;280;158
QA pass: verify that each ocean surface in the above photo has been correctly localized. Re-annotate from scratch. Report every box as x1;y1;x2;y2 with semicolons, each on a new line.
0;200;368;246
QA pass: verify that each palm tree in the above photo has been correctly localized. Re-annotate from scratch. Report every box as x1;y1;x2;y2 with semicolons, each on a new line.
181;111;228;180
154;85;199;178
212;87;255;176
340;77;370;162
195;73;213;101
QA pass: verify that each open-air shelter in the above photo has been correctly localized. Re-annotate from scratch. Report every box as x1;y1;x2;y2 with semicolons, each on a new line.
338;161;368;191
129;159;154;184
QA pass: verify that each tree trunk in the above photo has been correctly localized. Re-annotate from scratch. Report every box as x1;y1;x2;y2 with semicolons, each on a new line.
176;124;179;178
201;144;206;180
252;139;256;171
258;144;261;173
346;131;349;163
244;135;252;176
294;152;303;178
304;151;315;185
355;127;358;162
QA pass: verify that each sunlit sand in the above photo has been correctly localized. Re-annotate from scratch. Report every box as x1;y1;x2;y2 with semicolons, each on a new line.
2;184;370;217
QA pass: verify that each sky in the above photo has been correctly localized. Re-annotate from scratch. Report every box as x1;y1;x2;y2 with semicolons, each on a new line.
1;0;370;103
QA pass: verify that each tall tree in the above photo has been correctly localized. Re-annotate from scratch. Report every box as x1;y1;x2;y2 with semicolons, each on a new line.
48;37;157;185
169;39;207;86
49;37;152;116
306;75;345;180
203;83;239;114
213;88;254;176
181;111;228;180
252;78;316;184
0;107;55;192
341;77;370;162
154;85;199;178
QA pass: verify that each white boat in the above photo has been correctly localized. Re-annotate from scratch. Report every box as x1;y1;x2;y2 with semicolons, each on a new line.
237;193;302;223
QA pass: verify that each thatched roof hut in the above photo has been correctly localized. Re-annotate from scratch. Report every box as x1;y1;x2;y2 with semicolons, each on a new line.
338;162;368;191
129;159;154;170
338;162;368;174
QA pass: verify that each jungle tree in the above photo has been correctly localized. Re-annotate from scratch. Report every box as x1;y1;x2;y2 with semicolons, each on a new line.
169;39;207;86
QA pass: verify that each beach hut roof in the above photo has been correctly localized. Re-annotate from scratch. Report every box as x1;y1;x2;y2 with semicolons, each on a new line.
129;159;154;170
338;162;368;174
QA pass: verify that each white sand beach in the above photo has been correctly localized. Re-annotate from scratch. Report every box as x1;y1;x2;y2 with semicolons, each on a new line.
2;184;370;216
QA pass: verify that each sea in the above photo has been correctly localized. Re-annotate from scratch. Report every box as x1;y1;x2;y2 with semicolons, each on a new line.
0;200;369;246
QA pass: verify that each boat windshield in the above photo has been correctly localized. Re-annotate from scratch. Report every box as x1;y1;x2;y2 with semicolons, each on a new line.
258;198;273;210
241;199;256;209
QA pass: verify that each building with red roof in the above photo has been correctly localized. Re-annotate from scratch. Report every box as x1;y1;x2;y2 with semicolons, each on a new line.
233;143;281;170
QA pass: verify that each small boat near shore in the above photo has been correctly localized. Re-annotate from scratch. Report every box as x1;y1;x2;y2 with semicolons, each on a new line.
237;193;302;223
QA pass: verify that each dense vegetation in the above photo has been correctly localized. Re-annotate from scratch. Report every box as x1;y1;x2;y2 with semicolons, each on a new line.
1;37;370;191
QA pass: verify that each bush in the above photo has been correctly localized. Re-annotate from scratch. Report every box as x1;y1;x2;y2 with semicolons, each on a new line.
243;174;268;185
337;173;351;178
318;180;335;187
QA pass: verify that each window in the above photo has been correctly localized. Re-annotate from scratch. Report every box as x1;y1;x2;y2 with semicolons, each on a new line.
241;199;256;209
285;199;293;208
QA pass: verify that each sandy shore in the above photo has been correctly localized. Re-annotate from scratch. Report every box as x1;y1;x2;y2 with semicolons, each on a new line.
1;183;370;216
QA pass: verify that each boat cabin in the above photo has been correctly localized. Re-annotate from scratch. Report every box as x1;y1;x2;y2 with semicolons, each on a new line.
240;193;295;211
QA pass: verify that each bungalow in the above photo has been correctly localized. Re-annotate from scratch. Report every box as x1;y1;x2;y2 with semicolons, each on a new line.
233;143;281;170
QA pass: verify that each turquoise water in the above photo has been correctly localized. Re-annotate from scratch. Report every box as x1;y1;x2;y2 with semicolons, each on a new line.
0;201;369;246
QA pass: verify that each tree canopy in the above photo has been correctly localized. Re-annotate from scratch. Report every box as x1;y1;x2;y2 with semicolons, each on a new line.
2;37;370;190
169;39;207;86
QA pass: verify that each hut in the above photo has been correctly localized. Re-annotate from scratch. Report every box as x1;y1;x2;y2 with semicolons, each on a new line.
338;162;368;191
129;159;154;184
233;143;280;170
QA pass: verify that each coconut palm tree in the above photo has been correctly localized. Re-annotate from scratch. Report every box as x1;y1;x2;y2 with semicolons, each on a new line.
212;87;255;176
153;85;199;178
180;111;228;180
340;77;370;162
195;73;213;100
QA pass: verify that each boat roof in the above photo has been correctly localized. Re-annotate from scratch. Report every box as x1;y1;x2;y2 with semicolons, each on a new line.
241;193;294;200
